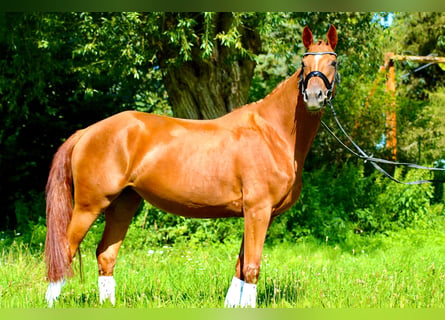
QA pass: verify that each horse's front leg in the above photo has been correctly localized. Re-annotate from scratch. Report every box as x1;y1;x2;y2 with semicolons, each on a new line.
224;238;244;307
225;204;272;308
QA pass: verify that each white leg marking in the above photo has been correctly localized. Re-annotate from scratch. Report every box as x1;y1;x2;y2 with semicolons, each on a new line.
45;279;65;307
98;276;116;305
240;282;257;308
224;276;244;308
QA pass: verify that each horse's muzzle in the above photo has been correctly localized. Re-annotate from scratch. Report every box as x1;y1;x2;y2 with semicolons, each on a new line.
303;88;327;112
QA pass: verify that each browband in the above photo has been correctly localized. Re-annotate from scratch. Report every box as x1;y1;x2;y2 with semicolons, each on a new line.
303;51;337;57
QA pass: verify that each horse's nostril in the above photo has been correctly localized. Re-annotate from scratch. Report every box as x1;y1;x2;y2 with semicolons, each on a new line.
317;91;324;99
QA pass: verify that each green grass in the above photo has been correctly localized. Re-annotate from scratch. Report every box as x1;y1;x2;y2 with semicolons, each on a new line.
1;228;445;308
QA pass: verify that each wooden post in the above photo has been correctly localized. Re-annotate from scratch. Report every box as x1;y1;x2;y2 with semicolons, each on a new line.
385;52;397;161
389;54;445;64
369;53;445;161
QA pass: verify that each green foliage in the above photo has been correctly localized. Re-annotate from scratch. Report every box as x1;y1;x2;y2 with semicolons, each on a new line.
373;170;435;229
11;162;440;252
155;12;275;66
388;13;445;166
269;164;440;245
269;163;376;243
398;87;445;163
0;12;171;229
12;191;47;248
123;202;244;249
391;13;445;96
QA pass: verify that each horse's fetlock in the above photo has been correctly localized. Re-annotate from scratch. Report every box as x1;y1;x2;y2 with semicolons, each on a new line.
97;252;117;275
243;264;260;284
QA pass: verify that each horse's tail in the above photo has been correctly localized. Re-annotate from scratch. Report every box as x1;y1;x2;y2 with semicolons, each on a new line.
44;130;83;282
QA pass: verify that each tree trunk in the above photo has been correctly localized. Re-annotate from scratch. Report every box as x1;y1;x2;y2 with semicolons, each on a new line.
158;13;262;119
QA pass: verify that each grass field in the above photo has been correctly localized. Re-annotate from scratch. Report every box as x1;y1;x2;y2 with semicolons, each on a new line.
1;227;445;308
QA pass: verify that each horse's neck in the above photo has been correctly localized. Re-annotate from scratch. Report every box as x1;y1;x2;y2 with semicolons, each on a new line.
294;94;323;163
255;70;322;162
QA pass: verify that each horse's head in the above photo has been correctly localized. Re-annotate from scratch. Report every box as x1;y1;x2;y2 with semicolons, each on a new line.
299;25;339;112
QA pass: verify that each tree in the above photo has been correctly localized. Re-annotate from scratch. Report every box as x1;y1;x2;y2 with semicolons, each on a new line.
391;13;445;97
386;13;445;164
0;13;168;229
155;12;263;119
62;12;270;119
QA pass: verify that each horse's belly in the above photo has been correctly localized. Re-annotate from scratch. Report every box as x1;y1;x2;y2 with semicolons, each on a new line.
131;143;244;217
132;167;244;218
134;186;244;218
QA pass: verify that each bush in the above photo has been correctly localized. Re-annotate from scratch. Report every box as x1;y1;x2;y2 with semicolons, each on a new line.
123;202;244;249
371;168;435;230
268;163;378;243
12;191;47;249
268;163;439;245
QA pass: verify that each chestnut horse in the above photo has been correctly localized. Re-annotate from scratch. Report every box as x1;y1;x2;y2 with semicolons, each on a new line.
45;25;339;307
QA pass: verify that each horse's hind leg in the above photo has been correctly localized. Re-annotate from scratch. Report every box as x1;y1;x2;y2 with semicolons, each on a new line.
46;205;102;306
96;188;142;305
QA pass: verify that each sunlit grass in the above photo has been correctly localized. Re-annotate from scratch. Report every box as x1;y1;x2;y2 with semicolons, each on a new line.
1;228;445;308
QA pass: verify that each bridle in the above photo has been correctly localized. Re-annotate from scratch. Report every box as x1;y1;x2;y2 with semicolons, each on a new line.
299;51;340;105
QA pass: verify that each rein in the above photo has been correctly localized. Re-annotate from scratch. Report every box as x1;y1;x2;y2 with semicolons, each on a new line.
321;100;445;184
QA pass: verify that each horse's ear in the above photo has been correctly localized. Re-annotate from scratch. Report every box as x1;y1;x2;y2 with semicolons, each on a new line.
327;25;337;50
302;26;313;49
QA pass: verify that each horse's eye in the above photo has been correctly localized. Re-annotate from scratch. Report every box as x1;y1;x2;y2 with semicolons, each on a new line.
331;61;337;67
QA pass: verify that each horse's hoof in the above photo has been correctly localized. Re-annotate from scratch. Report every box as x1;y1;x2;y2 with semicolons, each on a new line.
224;277;244;308
240;282;257;308
98;276;116;305
45;279;65;307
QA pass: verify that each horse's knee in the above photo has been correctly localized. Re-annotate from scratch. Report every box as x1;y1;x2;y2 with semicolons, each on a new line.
243;263;260;284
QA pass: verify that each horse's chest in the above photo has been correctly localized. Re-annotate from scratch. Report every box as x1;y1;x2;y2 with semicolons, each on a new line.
269;180;301;217
268;159;303;216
